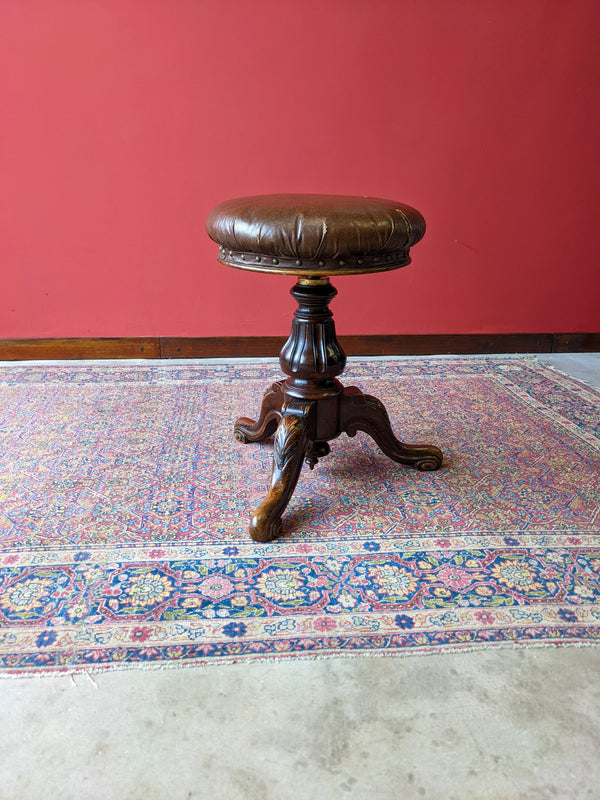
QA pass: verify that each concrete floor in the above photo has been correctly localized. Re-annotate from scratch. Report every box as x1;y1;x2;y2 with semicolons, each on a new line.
1;354;599;800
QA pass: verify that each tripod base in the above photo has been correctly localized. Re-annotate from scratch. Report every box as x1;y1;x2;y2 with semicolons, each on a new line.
234;278;443;542
235;380;442;542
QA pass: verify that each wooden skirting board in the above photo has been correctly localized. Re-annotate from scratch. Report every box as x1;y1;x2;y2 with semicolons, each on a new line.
0;333;598;360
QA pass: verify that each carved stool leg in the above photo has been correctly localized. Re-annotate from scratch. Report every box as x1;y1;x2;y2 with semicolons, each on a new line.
234;381;284;443
249;402;312;543
340;386;443;471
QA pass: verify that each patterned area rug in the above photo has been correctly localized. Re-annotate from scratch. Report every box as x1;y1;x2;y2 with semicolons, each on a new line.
0;357;599;676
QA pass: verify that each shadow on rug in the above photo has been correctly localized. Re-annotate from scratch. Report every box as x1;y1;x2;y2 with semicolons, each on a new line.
0;357;599;675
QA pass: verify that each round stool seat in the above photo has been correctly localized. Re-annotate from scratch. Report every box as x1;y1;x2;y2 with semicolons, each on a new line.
205;193;425;276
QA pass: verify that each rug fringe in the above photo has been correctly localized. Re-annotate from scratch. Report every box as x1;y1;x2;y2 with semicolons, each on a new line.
2;638;599;681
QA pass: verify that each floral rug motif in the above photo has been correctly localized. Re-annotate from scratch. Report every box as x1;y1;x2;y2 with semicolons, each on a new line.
0;357;599;676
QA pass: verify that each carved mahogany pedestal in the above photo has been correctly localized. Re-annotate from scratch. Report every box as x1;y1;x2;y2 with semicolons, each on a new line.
206;193;444;542
234;279;442;542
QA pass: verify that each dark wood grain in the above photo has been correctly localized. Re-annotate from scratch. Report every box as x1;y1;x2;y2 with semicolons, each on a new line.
0;333;597;361
160;333;600;358
338;333;556;355
160;333;563;357
160;336;287;358
0;338;160;360
553;333;600;353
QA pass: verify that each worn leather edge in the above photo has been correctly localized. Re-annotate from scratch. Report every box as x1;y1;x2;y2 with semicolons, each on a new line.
216;250;411;276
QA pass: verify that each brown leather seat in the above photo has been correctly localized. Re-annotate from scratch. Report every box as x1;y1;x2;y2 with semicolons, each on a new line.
205;193;426;276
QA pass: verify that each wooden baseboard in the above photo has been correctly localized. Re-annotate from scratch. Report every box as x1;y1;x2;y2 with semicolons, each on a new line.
0;333;598;361
0;338;160;360
160;337;287;358
160;334;559;358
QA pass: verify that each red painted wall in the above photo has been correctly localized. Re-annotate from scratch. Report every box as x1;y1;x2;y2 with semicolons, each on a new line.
1;0;599;338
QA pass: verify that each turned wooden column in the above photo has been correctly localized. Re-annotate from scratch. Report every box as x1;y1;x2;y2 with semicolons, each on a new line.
279;279;346;400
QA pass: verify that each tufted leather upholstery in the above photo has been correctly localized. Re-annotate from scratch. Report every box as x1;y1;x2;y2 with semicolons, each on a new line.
206;194;425;276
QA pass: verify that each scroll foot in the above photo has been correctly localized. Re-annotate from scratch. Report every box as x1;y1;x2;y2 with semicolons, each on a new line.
234;381;284;444
340;387;442;471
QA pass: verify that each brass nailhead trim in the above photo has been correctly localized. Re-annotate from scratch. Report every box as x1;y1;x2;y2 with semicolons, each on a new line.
214;248;411;275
